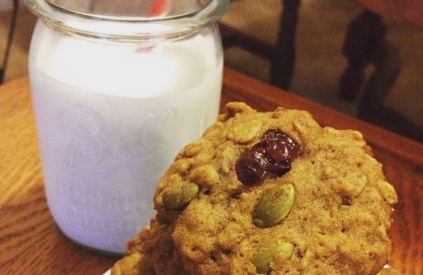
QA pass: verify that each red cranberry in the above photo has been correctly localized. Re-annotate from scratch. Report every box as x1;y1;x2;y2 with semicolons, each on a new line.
235;150;267;186
266;159;291;175
263;129;301;160
235;129;301;186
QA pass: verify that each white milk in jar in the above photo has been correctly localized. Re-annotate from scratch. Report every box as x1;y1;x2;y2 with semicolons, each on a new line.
25;0;229;254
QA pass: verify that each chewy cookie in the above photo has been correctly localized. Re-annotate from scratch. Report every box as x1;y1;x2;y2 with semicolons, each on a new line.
112;102;398;275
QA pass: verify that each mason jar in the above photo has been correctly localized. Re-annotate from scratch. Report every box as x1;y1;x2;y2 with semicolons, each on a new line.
24;0;229;254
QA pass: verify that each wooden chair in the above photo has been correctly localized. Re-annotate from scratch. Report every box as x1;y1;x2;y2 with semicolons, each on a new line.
0;0;19;84
219;0;300;90
219;1;423;142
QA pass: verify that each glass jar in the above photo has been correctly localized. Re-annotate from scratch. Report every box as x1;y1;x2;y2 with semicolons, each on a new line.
24;0;229;254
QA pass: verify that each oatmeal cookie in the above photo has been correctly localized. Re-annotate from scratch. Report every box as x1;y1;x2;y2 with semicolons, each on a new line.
112;102;397;275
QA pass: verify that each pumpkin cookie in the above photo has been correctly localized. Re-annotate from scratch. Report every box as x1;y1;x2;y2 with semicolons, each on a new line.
112;102;397;274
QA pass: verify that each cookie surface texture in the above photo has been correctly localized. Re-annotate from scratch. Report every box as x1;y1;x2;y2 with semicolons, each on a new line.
112;102;397;275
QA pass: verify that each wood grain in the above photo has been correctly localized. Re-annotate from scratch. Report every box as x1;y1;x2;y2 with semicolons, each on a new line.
1;69;422;274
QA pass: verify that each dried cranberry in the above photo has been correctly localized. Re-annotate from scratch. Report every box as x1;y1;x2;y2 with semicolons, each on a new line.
264;140;290;162
266;159;291;175
253;140;291;174
235;150;267;186
263;129;301;160
262;129;285;141
236;129;301;186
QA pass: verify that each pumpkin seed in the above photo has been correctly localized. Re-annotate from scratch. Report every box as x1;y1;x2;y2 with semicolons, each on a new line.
251;242;294;273
162;182;199;210
253;183;294;228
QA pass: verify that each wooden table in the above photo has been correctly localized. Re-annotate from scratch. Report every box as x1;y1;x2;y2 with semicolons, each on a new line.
1;68;422;274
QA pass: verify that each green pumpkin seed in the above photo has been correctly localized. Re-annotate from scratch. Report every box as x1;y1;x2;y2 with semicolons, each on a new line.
162;182;199;210
251;242;294;273
253;183;295;228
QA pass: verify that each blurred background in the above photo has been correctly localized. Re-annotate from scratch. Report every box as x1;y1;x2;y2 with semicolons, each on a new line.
1;0;422;142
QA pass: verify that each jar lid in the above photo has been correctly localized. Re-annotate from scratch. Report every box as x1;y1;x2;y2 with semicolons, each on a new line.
24;0;229;39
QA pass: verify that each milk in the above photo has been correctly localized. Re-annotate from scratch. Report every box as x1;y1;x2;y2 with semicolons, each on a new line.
29;20;223;254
